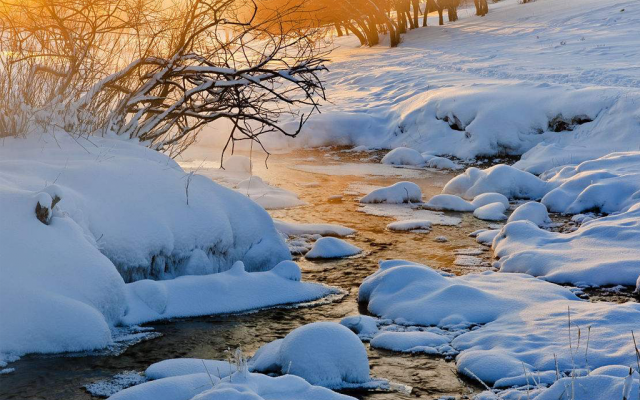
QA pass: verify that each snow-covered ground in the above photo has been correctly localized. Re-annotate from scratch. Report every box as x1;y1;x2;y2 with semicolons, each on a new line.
0;134;336;367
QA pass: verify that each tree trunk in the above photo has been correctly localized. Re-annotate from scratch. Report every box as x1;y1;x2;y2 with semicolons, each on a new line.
345;21;367;46
335;22;344;37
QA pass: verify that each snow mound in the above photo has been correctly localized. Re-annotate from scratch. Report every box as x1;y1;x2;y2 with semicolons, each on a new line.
532;374;639;400
359;261;577;327
250;322;372;389
381;147;424;166
422;155;463;170
425;194;475;212
493;209;640;286
386;219;432;232
471;193;509;209
223;155;253;173
507;201;551;227
109;370;353;400
236;177;305;210
274;220;355;237
541;151;640;214
305;237;362;259
443;165;552;200
340;315;379;341
473;203;507;221
146;359;234;380
360;182;422;204
122;261;335;325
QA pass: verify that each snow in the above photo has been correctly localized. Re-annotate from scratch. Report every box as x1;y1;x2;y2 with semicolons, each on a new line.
0;133;336;363
236;176;305;210
370;331;450;354
359;181;422;204
381;147;425;166
471;193;510;209
493;209;640;287
122;261;336;325
249;322;374;389
223;155;253;173
425;194;475;212
422;155;463;171
507;201;551;227
340;315;380;341
359;260;640;390
443;165;552;200
109;370;354;400
532;374;639;400
273;220;356;237
386;219;432;232
358;203;462;226
473;203;507;221
305;237;362;259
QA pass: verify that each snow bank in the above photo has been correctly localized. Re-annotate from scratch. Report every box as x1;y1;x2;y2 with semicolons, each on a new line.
250;322;373;389
359;260;640;388
360;181;422;204
109;370;354;400
305;237;362;259
122;261;335;325
493;209;640;287
359;262;577;327
473;203;507;221
381;147;424;166
507;201;551;227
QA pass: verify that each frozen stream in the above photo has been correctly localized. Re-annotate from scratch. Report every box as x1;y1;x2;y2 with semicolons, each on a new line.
1;148;635;400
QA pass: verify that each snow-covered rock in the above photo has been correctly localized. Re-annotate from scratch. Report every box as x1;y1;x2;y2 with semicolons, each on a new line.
381;147;424;166
422;154;463;170
305;237;362;259
507;201;551;227
473;202;507;221
370;331;450;354
425;194;475;211
249;322;373;389
493;209;640;287
223;155;253;173
360;181;422;204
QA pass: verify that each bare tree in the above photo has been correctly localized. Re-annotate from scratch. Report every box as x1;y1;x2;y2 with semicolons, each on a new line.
0;0;328;158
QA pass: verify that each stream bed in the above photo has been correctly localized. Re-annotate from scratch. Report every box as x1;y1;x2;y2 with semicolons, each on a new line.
1;148;635;400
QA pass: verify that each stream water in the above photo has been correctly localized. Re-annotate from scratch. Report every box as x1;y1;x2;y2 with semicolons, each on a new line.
1;148;635;400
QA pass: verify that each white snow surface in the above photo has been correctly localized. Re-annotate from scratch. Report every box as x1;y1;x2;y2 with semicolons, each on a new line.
0;134;334;363
359;261;640;388
493;210;640;287
109;370;354;400
359;181;422;204
305;237;362;259
274;220;356;237
249;322;374;389
381;147;425;166
386;219;432;232
473;203;507;221
506;201;551;227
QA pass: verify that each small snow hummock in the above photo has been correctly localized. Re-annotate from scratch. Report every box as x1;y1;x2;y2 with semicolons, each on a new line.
370;331;451;355
250;322;383;390
305;237;362;259
422;154;463;170
506;201;551;227
386;219;432;232
340;315;380;341
359;182;422;204
425;194;475;212
381;147;425;166
473;203;507;221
